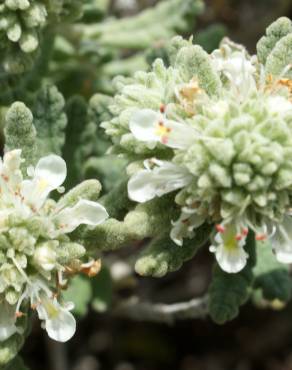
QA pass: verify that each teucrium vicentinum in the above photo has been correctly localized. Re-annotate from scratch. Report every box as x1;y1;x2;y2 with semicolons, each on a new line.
0;1;291;366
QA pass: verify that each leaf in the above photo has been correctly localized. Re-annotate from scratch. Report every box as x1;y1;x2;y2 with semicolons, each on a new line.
208;231;256;324
0;334;25;367
135;224;212;278
253;241;292;302
265;33;292;78
33;84;67;157
5;356;29;370
62;275;92;317
91;266;113;313
4;102;37;170
256;17;292;64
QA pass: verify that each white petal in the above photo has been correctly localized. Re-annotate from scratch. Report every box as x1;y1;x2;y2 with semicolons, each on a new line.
215;243;248;273
55;200;109;233
170;212;205;246
34;155;67;190
128;161;192;203
45;305;76;342
272;217;292;263
129;109;197;149
129;109;160;143
21;155;67;209
210;224;249;273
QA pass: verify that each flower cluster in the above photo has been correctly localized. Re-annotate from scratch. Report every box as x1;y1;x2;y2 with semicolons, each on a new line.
103;27;292;273
0;150;108;342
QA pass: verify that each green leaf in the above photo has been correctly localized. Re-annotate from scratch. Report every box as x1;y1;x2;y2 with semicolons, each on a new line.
208;231;256;324
91;266;113;313
265;33;292;79
257;17;292;64
63;95;88;187
33;84;67;157
135;224;212;277
253;241;292;302
4;102;37;170
62;275;92;317
5;356;28;370
0;334;25;367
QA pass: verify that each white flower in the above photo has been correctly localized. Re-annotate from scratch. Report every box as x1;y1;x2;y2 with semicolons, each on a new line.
54;199;108;234
129;109;198;149
212;43;256;98
16;278;76;342
209;223;249;273
38;297;76;343
170;210;205;246
128;160;192;203
21;154;67;210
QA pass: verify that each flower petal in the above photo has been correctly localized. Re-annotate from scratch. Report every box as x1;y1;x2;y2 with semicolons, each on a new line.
210;224;248;273
170;211;205;246
45;303;76;342
21;155;67;209
128;161;192;203
55;200;109;233
129;109;197;149
214;242;248;273
129;109;160;143
272;216;292;263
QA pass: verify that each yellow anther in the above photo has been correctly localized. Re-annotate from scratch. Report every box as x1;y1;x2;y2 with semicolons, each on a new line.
155;121;171;144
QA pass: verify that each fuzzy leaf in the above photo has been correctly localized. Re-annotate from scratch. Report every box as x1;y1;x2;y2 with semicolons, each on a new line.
135;224;212;277
33;84;67;157
208;232;256;324
4;102;37;169
257;17;292;64
265;33;292;78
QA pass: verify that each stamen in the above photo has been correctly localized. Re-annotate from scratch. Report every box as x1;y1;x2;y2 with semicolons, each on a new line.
256;233;267;241
160;104;166;113
15;311;25;318
215;224;225;233
235;234;242;241
242;227;249;236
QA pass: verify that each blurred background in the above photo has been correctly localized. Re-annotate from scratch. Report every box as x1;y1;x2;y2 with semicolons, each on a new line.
21;1;292;369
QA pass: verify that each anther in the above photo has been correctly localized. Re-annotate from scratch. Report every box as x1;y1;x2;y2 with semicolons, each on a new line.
216;224;225;233
160;104;166;113
242;228;249;236
256;233;267;241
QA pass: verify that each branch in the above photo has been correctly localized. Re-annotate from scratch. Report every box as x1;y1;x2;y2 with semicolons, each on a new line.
113;295;209;324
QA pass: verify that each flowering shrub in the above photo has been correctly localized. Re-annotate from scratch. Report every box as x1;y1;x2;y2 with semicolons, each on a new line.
0;0;291;367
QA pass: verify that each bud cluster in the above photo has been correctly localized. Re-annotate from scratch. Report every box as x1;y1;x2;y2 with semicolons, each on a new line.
103;17;292;274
